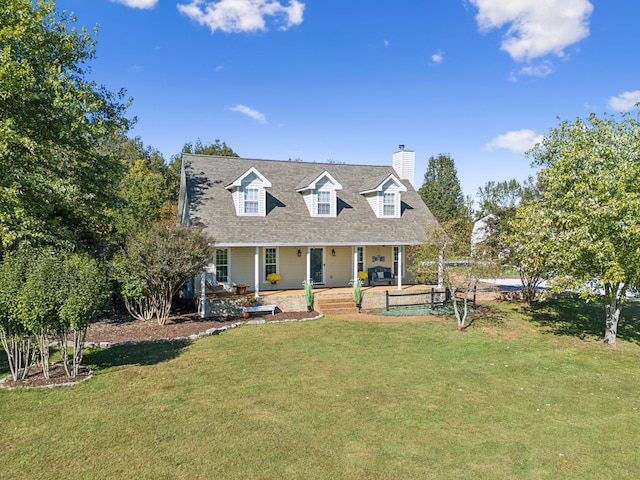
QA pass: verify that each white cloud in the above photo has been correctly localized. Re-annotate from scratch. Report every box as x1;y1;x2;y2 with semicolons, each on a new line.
431;51;444;63
384;39;389;47
111;0;158;8
608;90;640;111
515;62;553;78
228;104;267;124
177;0;305;33
484;129;544;153
468;0;593;62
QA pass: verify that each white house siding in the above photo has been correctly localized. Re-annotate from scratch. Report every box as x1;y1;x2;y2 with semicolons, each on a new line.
324;246;353;286
365;194;377;217
274;247;306;290
302;191;314;216
229;247;255;287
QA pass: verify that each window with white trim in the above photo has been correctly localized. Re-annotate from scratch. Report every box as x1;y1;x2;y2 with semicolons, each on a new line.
264;247;277;280
244;188;259;214
357;247;364;275
317;190;331;215
215;249;229;283
383;192;396;216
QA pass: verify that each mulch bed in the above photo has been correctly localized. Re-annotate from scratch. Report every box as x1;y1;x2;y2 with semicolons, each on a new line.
1;300;318;389
1;364;92;389
83;309;318;344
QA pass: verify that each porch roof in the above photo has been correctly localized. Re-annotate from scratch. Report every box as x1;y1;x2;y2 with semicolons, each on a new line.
181;154;439;246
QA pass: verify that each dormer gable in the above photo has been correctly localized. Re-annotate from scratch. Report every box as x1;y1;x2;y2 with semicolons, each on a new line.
296;171;343;217
225;167;272;216
359;173;407;218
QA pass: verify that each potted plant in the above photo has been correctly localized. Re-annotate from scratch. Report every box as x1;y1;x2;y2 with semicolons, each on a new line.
302;279;314;312
266;273;281;285
350;278;363;312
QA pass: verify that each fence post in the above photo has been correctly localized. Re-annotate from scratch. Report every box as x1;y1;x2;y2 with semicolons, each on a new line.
386;290;389;311
431;288;434;309
473;285;477;309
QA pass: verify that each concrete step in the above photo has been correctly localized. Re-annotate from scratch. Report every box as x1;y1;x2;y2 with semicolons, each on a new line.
316;300;354;309
320;307;360;316
315;297;359;315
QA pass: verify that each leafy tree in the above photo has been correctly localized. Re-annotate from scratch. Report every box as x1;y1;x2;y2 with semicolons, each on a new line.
54;253;108;376
474;177;541;281
417;154;468;223
500;201;553;305
476;178;523;219
527;112;640;345
110;136;175;239
0;252;34;381
167;138;239;201
0;0;131;255
410;218;500;330
113;223;214;325
0;248;108;380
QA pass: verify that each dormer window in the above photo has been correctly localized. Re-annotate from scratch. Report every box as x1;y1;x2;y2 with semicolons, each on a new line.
225;167;272;217
297;170;343;218
317;190;331;215
383;192;396;216
244;188;259;214
359;173;407;218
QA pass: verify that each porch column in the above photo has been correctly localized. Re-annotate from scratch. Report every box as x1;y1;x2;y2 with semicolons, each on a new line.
254;247;260;298
200;272;206;318
305;247;311;282
397;246;403;291
353;247;358;282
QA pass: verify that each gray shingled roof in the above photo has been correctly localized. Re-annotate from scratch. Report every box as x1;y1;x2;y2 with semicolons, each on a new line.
181;154;439;247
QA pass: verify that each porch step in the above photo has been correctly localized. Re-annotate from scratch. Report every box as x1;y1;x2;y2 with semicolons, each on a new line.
315;297;359;316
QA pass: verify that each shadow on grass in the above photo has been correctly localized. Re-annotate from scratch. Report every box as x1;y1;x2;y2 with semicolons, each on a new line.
530;296;640;344
83;339;192;371
0;350;8;378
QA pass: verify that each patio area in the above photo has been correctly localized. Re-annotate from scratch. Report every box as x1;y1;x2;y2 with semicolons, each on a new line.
257;283;434;299
199;283;439;318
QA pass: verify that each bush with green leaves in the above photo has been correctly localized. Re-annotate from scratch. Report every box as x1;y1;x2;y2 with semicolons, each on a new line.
0;249;108;380
113;223;214;325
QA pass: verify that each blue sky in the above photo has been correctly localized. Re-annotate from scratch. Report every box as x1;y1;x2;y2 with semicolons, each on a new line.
56;0;640;202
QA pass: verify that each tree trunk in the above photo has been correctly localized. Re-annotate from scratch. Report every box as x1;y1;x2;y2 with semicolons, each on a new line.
72;328;87;376
58;326;71;377
451;288;468;330
603;283;624;345
604;301;621;345
520;272;542;306
37;326;51;379
0;327;34;381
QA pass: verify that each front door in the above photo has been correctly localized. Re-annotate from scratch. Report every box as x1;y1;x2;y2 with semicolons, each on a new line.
310;248;324;284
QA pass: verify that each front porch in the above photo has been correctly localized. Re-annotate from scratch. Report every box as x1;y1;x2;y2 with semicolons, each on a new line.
200;283;438;318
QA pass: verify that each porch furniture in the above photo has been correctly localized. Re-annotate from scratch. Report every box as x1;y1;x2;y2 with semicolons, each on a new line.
234;284;249;295
205;280;225;295
243;304;278;316
367;266;394;286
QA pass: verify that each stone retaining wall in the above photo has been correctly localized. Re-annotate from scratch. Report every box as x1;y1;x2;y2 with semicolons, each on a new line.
202;287;434;317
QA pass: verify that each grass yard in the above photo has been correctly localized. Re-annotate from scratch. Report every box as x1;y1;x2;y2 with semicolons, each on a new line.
2;298;640;479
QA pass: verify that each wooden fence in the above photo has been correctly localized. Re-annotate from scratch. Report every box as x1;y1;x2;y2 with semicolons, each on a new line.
385;287;476;311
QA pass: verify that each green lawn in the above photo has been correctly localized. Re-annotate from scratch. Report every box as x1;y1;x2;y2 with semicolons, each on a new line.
2;299;640;479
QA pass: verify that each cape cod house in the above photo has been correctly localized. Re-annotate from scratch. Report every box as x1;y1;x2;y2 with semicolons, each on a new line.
177;147;439;298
